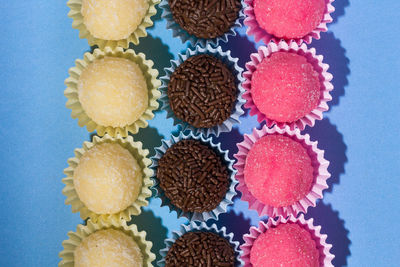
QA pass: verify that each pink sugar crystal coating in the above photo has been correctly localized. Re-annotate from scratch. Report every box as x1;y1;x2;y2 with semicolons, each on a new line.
250;223;320;267
251;51;321;123
254;0;326;39
244;135;314;207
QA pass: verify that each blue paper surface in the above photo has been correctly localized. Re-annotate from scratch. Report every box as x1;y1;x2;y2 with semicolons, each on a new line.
0;0;399;266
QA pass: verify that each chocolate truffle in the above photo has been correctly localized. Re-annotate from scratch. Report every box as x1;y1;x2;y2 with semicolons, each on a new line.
74;229;143;267
78;57;148;128
250;223;319;267
169;0;242;39
157;140;229;213
168;54;237;128
74;143;142;214
251;51;321;123
166;232;235;267
81;0;149;40
254;0;326;39
244;135;314;207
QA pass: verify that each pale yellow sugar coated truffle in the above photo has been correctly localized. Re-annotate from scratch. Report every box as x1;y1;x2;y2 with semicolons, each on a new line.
73;143;143;214
78;57;149;128
81;0;149;40
74;229;143;267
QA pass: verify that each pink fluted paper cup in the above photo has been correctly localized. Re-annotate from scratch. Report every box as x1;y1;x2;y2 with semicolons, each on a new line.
234;125;330;218
243;41;333;131
244;0;335;45
241;214;334;267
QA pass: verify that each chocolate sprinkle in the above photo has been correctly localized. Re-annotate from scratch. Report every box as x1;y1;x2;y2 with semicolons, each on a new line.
169;0;242;39
168;54;237;128
157;139;229;213
166;232;235;267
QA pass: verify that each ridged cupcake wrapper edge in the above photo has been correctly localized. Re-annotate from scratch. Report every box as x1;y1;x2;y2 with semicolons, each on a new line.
59;218;156;267
242;41;334;131
64;46;161;137
240;214;334;267
234;125;331;218
244;0;335;45
62;134;153;222
160;43;246;137
158;221;243;267
67;0;160;48
160;0;246;47
151;131;238;222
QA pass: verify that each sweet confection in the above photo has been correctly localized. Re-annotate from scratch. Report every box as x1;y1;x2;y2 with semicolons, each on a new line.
244;135;314;207
254;0;326;39
165;232;235;267
78;57;148;128
157;139;229;212
74;229;143;267
73;142;142;214
251;51;321;123
168;54;237;128
81;0;149;40
250;223;319;267
169;0;242;39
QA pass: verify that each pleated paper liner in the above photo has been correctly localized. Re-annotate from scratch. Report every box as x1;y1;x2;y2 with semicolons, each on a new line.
67;0;160;48
244;0;335;45
160;0;245;47
243;41;333;131
159;221;243;266
62;134;153;222
59;217;155;267
64;46;161;137
241;215;334;267
160;44;245;137
234;125;331;218
151;131;238;221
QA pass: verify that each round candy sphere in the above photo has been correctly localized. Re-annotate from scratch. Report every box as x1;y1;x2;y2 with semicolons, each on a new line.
254;0;326;39
244;135;314;207
74;143;142;214
81;0;149;40
74;229;143;267
78;57;148;128
251;51;321;123
250;223;319;267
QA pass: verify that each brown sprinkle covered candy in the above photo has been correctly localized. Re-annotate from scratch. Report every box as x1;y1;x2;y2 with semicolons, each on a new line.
168;54;237;129
165;231;235;267
169;0;242;39
157;139;229;213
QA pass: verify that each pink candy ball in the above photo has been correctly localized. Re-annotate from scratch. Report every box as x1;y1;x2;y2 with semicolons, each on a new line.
251;51;321;123
244;134;314;207
250;223;320;267
254;0;326;39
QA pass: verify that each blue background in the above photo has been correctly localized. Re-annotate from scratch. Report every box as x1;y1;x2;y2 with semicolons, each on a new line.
1;0;399;266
